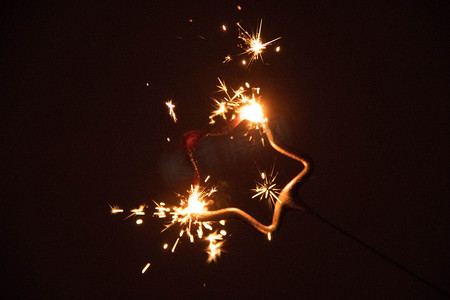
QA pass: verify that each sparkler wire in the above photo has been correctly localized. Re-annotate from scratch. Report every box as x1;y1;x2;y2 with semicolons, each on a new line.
194;120;313;235
188;120;448;296
306;208;450;298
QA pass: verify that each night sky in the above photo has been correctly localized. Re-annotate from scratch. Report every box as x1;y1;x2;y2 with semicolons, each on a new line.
3;1;449;298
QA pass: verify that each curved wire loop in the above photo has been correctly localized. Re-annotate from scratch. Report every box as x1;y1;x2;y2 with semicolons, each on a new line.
195;120;313;235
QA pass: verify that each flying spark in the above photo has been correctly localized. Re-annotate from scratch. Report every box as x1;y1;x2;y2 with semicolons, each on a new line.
142;263;151;274
206;232;225;263
125;204;145;219
252;167;281;207
165;100;177;123
153;184;226;261
109;204;123;214
223;55;232;63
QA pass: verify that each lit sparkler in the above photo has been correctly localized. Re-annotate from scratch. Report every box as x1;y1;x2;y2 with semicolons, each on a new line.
123;204;146;220
111;17;312;264
237;20;281;65
165;100;177;123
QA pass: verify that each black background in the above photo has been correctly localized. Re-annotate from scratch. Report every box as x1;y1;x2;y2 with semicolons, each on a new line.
2;1;449;298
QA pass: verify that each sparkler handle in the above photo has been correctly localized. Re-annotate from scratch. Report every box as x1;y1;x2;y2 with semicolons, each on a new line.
197;120;313;235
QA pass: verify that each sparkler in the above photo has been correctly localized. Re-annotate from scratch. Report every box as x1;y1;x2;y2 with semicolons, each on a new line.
107;15;450;298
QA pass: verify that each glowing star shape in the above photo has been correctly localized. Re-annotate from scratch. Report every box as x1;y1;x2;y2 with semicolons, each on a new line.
237;20;281;65
192;119;313;237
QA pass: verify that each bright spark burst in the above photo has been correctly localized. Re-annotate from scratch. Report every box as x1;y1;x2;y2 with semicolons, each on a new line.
209;78;266;126
165;100;177;123
237;20;281;65
154;184;225;261
252;167;281;207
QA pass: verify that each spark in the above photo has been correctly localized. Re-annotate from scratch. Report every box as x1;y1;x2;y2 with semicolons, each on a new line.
267;232;272;241
125;204;145;219
136;219;143;224
206;232;225;263
142;263;151;274
163;243;168;249
223;55;232;63
237;20;281;65
172;238;180;252
204;175;210;182
276;46;280;52
153;201;170;218
109;204;123;214
165;100;177;123
222;24;227;31
252;167;281;207
237;5;242;11
167;137;171;142
154;184;225;259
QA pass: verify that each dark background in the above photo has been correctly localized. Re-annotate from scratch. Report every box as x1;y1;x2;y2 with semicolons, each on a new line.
2;1;449;298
